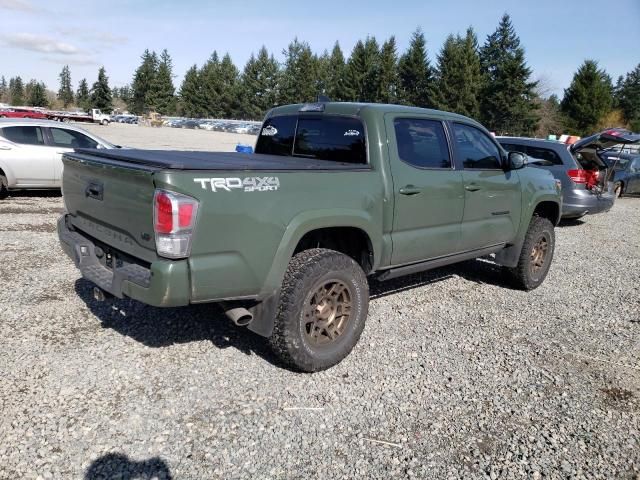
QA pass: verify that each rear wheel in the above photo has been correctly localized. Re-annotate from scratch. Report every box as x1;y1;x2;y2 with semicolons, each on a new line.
507;216;555;290
614;182;624;197
269;248;369;372
0;174;9;199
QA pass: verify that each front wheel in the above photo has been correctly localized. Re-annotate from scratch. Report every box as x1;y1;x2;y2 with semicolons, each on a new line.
0;174;9;199
507;216;555;291
101;120;109;126
269;248;369;372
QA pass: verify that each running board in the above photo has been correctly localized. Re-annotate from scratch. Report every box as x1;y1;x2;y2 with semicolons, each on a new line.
376;244;505;281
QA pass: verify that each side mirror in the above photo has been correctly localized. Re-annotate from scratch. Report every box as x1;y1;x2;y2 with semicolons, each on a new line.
508;151;527;170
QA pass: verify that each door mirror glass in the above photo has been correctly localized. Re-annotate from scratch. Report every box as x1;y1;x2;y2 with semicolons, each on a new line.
508;151;527;170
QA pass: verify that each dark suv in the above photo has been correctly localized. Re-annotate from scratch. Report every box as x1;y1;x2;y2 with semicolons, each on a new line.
498;129;640;219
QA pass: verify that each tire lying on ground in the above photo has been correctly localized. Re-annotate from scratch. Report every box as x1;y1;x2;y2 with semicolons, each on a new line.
269;248;369;373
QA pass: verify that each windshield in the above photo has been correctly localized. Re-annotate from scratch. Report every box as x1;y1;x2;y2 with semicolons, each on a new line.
255;114;367;164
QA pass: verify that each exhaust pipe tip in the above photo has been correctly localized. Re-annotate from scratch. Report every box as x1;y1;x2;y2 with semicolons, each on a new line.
224;307;253;327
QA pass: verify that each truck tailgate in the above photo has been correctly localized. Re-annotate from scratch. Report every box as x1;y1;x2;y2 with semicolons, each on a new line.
62;152;157;262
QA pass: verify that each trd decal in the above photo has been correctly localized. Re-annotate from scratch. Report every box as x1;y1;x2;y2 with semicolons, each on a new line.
194;177;280;192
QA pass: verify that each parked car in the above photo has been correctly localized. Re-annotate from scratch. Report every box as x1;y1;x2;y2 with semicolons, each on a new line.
0;108;48;120
181;120;200;129
0;119;116;197
58;102;561;372
498;129;640;219
603;153;640;196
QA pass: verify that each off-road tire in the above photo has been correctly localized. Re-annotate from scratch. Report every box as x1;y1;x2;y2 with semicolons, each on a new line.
0;174;9;199
269;248;369;372
507;216;555;291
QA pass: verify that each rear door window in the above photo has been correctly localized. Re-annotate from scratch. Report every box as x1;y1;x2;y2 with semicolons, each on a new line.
393;118;451;169
255;115;367;164
0;126;45;146
49;128;99;149
453;123;502;170
527;146;563;166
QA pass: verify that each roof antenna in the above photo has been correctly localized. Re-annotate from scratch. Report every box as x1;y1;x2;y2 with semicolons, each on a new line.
317;94;331;103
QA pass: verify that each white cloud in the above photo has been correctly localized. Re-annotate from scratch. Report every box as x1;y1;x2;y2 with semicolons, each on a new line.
2;33;85;55
41;55;98;66
0;0;35;12
57;27;129;47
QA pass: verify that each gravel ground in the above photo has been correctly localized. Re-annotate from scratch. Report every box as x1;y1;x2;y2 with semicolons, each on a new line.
1;186;639;477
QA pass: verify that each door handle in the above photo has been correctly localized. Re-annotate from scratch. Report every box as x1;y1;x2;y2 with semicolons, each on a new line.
465;184;481;192
399;185;422;196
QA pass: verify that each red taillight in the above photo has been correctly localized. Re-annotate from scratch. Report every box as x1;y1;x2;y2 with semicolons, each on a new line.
178;203;194;228
567;169;599;189
153;190;199;258
155;192;173;234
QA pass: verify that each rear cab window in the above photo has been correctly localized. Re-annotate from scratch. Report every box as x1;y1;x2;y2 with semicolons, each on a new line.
0;126;45;146
255;114;367;164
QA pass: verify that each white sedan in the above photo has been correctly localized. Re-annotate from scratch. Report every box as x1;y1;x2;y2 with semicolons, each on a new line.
0;119;116;198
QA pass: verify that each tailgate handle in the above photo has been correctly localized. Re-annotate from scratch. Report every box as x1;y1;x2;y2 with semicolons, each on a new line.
85;182;103;200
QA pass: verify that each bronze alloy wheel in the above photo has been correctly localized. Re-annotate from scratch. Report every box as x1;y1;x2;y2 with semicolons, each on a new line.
303;279;352;347
530;234;549;277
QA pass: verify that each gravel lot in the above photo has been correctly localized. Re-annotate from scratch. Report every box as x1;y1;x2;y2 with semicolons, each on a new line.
0;127;639;479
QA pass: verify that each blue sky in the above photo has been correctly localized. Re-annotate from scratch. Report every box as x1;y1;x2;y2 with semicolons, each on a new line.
1;0;639;98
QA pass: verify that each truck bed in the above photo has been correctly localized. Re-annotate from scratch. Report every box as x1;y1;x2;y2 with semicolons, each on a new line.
70;149;371;171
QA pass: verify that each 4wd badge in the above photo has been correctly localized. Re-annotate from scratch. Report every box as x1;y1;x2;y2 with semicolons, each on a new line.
194;177;280;192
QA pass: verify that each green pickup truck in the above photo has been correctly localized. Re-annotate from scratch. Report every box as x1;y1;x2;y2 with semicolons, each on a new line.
58;102;562;372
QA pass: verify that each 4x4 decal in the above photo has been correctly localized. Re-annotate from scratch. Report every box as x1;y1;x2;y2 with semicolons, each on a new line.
194;177;280;192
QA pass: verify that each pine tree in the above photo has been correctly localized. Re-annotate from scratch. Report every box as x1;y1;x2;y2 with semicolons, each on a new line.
433;28;482;118
76;78;90;110
57;65;74;108
617;63;640;131
378;37;399;104
325;42;347;101
9;76;24;105
239;46;280;120
279;39;317;104
90;67;113;112
131;49;159;114
345;37;381;102
152;49;176;115
118;85;133;109
179;65;206;117
479;14;538;135
0;76;9;103
200;51;221;117
218;53;240;118
315;50;330;98
398;29;435;107
561;60;613;136
26;80;48;107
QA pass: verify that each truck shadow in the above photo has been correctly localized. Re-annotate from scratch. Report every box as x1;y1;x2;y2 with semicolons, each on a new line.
74;259;514;367
84;452;172;480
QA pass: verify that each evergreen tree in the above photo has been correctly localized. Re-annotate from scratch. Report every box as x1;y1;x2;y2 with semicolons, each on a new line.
218;53;241;118
131;49;158;114
152;49;177;115
90;67;113;112
561;60;613;136
345;37;381;102
315;50;331;98
118;85;133;108
9;76;24;105
279;39;317;104
479;14;538;135
433;28;482;118
57;65;74;108
179;65;206;117
26;80;48;107
617;63;640;131
239;46;280;120
0;76;7;103
76;78;90;110
398;29;435;107
200;51;221;117
378;37;399;104
325;42;347;101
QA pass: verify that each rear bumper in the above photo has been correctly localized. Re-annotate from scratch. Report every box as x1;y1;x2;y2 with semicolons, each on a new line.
562;188;615;218
58;215;191;307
